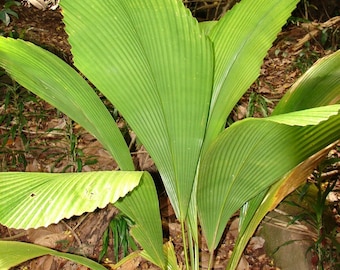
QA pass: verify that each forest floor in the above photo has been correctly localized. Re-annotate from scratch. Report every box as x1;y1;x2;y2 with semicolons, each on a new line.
0;3;340;270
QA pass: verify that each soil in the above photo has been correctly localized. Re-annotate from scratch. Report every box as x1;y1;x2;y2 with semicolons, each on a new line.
0;2;339;270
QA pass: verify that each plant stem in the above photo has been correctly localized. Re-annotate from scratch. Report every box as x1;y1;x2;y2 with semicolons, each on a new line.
207;251;214;270
181;220;190;269
187;225;200;270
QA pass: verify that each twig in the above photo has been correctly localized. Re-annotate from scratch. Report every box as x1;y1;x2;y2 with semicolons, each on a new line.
0;231;27;240
61;220;83;251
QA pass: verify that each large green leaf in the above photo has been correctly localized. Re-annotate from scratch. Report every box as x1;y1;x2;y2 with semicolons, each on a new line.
203;0;299;148
273;50;340;115
198;106;340;250
0;37;134;171
0;171;143;229
115;173;165;268
227;142;337;269
0;240;106;270
229;49;340;268
61;0;214;219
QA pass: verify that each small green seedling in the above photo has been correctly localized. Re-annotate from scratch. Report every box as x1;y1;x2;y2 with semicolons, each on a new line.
99;213;137;263
0;1;20;26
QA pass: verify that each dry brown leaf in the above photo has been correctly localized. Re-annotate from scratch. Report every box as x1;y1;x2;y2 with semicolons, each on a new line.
26;159;42;172
229;218;239;239
27;223;72;249
248;236;265;250
29;255;56;270
136;145;156;171
237;255;250;270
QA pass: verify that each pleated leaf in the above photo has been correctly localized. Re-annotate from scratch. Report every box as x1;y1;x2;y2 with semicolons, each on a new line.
0;240;106;270
115;173;165;268
273;50;340;115
198;107;340;250
227;143;337;269
203;0;299;147
228;50;340;268
225;189;269;268
0;37;134;171
61;0;213;219
0;171;143;229
268;104;340;125
162;241;180;270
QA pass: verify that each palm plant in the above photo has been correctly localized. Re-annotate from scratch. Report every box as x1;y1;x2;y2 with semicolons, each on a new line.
0;0;339;269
